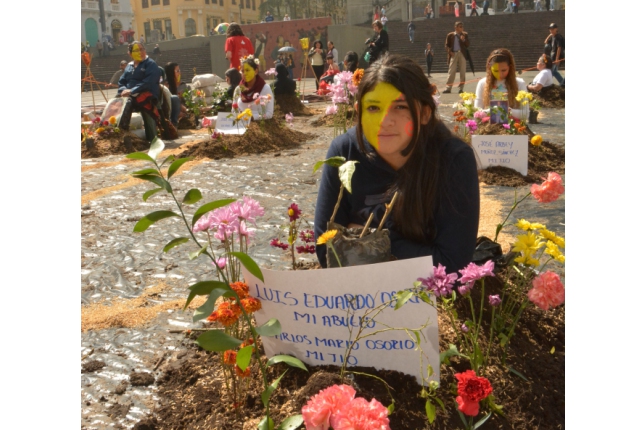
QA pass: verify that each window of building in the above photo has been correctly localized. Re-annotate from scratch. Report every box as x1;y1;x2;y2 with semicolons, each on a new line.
144;21;151;39
165;19;172;39
232;0;236;4
212;0;217;3
185;18;197;37
163;0;169;4
205;0;209;3
111;0;119;4
220;0;223;5
142;0;149;8
245;0;250;8
252;0;255;10
151;0;160;5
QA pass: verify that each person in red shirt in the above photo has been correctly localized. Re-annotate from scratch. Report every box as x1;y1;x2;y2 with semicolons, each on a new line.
225;23;254;70
471;0;479;16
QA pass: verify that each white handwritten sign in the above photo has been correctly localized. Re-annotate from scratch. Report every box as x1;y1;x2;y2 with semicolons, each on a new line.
242;256;440;383
471;135;529;176
215;114;251;135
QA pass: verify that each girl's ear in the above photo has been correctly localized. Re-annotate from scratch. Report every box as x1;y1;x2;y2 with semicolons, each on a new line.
420;105;432;125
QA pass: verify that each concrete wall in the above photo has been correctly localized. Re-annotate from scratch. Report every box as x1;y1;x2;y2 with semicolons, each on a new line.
327;25;376;67
210;35;229;78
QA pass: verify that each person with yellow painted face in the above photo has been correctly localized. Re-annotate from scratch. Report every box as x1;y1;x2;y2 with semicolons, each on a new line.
473;48;527;119
117;41;163;142
314;54;480;273
233;56;274;120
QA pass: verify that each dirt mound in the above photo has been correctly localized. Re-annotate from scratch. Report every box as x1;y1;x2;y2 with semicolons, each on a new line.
178;119;315;160
177;113;198;129
133;274;564;429
82;132;149;159
274;94;313;116
312;107;356;127
532;85;565;108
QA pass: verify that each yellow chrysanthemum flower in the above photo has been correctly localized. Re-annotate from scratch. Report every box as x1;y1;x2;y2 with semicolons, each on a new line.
539;229;565;248
95;127;105;133
514;254;540;267
531;135;543;146
530;222;546;230
460;92;476;102
317;229;338;245
544;241;565;263
515;219;531;231
512;231;543;255
242;109;253;118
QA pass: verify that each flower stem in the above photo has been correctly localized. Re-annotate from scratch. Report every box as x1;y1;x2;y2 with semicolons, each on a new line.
327;241;342;267
493;190;532;242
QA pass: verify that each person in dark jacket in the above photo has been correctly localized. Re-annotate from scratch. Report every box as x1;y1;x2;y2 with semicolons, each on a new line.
272;63;297;96
314;54;479;273
225;67;242;100
366;20;389;64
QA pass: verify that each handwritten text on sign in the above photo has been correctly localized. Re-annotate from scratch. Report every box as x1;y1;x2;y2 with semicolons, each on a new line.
242;256;440;383
215;115;251;135
471;134;529;176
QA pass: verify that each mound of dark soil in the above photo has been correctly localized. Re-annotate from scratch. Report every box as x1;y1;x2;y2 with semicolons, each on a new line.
81;132;149;159
312;106;356;127
275;94;313;116
132;273;564;430
178;113;198;130
177;119;315;160
532;85;564;108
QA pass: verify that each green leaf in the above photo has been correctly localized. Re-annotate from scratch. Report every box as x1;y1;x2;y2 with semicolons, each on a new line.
163;237;189;253
236;345;254;371
126;152;155;163
472;411;492;429
338;160;358;193
183;281;230;310
256;318;282;337
168;157;193;179
427;364;433;378
457;409;468;427
133;210;180;232
414;330;421;346
131;168;161;176
508;366;528;382
258;416;275;430
498;333;509;347
228;251;264;282
196;330;242;352
435;397;445;410
134;174;172;192
439;344;468;365
159;154;176;168
426;400;436;424
387;401;395;415
183;189;203;205
148;136;165;161
473;344;485;368
262;371;287;408
192;286;234;321
312;156;346;173
142;187;164;202
394;290;414;310
189;245;208;260
266;355;308;371
192;199;236;226
275;414;303;430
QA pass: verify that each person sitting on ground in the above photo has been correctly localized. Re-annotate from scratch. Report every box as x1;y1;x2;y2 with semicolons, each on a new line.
527;54;553;93
164;62;188;125
317;54;341;95
117;41;162;142
233;56;274;120
344;51;359;73
474;48;528;119
314;54;479;272
107;60;128;88
272;63;297;96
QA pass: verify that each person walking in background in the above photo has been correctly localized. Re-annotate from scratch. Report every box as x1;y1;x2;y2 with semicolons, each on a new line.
545;0;550;10
512;0;520;13
381;14;388;31
408;21;416;43
443;21;470;93
153;44;161;58
425;43;434;78
549;0;556;10
470;0;479;16
425;3;433;18
96;40;103;57
373;6;380;22
225;23;254;70
534;0;543;11
455;1;460;17
544;23;564;87
381;5;386;16
482;0;490;15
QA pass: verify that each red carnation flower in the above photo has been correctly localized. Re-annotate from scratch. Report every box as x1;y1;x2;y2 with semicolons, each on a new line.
455;370;493;416
232;102;239;110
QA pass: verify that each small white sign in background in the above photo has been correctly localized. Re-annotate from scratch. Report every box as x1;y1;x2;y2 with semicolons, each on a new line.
215;114;251;135
471;134;529;176
242;256;440;383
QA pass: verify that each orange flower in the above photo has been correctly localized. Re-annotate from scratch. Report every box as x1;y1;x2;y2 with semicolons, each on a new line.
235;365;251;378
241;297;262;313
223;350;237;365
352;68;364;86
240;338;254;348
230;281;250;300
210;302;242;326
453;125;460;133
108;116;117;125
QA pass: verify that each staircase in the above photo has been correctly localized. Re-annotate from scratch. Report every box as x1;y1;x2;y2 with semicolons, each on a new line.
81;46;212;91
382;10;565;74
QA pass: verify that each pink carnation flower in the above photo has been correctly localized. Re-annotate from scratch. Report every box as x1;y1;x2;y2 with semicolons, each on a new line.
530;172;564;204
302;384;356;430
527;271;565;310
466;119;478;133
330;396;390;430
473;110;488;119
458;260;495;289
418;263;458;297
503;124;510;129
212;257;227;269
326;104;338;115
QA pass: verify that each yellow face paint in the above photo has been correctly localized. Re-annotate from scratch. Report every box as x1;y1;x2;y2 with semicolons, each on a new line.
361;82;404;150
131;46;144;62
491;63;500;80
491;62;509;81
242;63;256;83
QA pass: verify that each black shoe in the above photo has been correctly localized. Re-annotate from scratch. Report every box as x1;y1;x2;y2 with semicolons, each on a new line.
443;88;452;94
458;88;464;93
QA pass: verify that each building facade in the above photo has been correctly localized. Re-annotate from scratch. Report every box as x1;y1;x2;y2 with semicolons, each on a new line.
81;0;135;46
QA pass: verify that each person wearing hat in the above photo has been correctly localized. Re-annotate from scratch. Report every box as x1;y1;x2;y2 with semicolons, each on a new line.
544;23;564;87
108;60;129;88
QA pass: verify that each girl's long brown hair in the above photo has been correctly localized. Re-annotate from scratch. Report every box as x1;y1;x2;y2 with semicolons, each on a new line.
482;48;521;109
355;54;456;243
